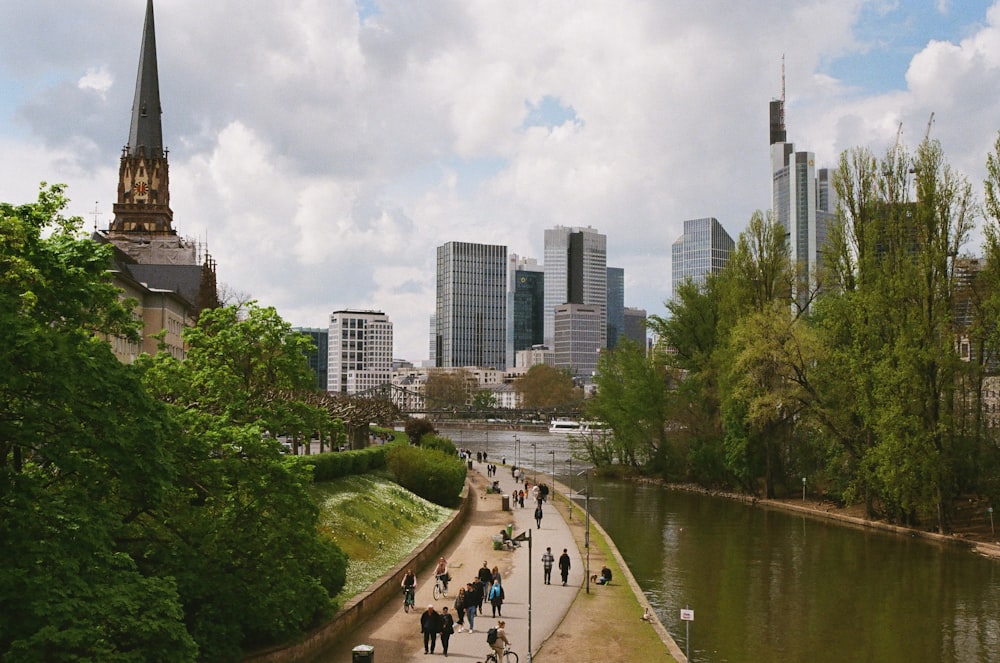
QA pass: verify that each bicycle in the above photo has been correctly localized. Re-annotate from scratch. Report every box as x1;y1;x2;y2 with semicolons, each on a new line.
402;585;415;613
433;574;449;600
485;645;518;663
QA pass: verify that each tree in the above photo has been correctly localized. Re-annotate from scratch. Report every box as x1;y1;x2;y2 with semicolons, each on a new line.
586;341;672;471
0;185;197;660
405;418;437;444
515;364;583;409
424;369;473;410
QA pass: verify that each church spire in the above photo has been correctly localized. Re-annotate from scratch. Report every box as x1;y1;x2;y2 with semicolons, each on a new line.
109;0;173;235
128;0;163;159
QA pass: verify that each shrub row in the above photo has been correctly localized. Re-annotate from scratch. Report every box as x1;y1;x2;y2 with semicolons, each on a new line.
292;445;389;481
386;444;466;507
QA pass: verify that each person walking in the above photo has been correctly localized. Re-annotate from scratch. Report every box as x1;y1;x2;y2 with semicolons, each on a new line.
420;604;442;655
440;606;455;656
477;561;493;610
488;579;504;617
541;547;555;585
534;504;543;529
558;548;571;586
454;586;466;631
464;582;480;633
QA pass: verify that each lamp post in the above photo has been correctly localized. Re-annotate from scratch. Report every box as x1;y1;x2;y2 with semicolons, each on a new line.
577;469;591;594
514;434;520;473
548;449;555;486
802;476;807;501
532;442;537;484
565;457;573;519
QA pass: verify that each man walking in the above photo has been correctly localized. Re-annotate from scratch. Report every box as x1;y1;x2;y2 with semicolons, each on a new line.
534;504;543;529
477;561;493;610
541;547;555;585
558;548;571;586
420;604;442;655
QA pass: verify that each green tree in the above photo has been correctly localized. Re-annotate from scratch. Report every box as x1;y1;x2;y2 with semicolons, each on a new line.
425;369;473;410
587;341;671;471
0;185;197;660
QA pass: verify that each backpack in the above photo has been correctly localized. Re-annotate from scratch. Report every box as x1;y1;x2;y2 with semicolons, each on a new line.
486;627;498;645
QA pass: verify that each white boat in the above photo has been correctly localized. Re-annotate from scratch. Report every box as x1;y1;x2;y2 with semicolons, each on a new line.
548;419;606;434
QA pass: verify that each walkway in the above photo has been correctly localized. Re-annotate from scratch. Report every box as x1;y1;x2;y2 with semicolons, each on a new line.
321;460;582;662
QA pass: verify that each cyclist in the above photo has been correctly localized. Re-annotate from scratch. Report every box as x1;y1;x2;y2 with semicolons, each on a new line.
434;556;449;592
489;619;510;661
401;568;417;606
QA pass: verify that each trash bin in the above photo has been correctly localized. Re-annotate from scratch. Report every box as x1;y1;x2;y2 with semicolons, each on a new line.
501;494;510;511
492;534;504;550
506;523;513;538
467;460;473;469
352;644;374;663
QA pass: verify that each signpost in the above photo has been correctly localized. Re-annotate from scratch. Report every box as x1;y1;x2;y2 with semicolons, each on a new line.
680;607;694;661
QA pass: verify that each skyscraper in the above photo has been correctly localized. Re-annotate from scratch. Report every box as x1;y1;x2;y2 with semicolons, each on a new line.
328;310;393;394
623;307;648;353
671;217;735;297
436;241;507;369
508;254;545;366
294;327;329;390
553;303;602;380
606;266;624;349
544;226;607;350
769;93;836;288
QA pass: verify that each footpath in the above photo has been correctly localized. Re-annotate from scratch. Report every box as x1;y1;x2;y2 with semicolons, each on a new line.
316;460;622;663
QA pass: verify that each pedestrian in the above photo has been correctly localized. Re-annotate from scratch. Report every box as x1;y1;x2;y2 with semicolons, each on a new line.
488;579;504;617
491;565;502;587
420;604;442;655
477;561;493;609
465;582;480;633
534;504;543;529
454;586;466;631
558;548;571;586
518;489;525;508
489;620;511;661
440;606;455;656
542;546;555;584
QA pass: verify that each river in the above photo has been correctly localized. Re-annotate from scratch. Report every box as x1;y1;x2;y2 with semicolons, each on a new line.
440;427;1000;662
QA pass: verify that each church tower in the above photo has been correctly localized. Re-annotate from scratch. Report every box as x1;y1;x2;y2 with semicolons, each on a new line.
109;0;173;236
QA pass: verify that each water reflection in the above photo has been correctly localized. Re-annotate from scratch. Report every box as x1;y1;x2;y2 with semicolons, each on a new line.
437;428;1000;662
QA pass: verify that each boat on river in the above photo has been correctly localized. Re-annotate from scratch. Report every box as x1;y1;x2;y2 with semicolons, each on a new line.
548;419;606;434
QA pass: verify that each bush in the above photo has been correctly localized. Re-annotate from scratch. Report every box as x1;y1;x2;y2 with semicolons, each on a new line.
386;444;466;507
421;434;457;457
404;418;437;444
295;446;388;482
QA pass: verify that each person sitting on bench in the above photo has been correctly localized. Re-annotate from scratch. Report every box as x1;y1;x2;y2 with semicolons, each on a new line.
500;529;519;549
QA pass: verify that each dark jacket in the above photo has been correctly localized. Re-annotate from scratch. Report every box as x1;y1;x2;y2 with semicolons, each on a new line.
466;583;483;608
478;566;493;584
420;609;442;634
558;552;571;571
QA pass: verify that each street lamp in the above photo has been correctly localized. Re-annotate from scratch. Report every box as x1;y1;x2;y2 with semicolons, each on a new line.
531;442;537;484
802;476;807;501
565;457;573;519
576;469;591;594
514;434;520;473
548;450;555;486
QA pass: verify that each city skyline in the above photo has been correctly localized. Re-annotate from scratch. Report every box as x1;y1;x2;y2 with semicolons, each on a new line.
1;1;999;361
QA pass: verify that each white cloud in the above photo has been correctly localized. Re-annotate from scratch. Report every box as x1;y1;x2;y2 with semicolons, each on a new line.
2;0;1000;362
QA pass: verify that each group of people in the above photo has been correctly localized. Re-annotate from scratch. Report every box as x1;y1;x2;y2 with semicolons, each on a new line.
412;558;513;656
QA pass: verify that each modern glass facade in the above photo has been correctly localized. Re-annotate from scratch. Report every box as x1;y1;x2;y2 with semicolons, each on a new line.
671;217;735;297
294;327;329;390
606;266;624;350
544;226;607;351
511;265;545;364
436;241;507;369
327;310;393;394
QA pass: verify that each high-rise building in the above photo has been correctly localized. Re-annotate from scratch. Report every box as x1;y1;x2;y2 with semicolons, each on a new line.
553;303;602;380
769;93;836;288
544;226;607;351
294;327;329;390
671;217;735;297
623;307;648;354
508;254;545;366
328;310;393;394
435;242;507;369
606;266;624;349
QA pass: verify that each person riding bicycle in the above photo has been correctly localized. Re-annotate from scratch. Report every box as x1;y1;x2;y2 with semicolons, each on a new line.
401;568;417;602
434;556;449;591
489;619;510;660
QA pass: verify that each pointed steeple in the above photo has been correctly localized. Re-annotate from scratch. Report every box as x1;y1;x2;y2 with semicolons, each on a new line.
109;0;173;235
128;0;163;159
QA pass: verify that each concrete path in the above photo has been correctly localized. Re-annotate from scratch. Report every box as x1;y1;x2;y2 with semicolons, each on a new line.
321;460;582;663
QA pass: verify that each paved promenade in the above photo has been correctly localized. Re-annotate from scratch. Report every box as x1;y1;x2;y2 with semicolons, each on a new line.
322;461;581;663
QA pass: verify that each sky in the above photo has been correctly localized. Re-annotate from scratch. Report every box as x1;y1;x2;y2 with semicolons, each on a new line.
2;0;1000;363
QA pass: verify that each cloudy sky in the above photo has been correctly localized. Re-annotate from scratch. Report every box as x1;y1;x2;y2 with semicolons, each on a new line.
2;0;999;362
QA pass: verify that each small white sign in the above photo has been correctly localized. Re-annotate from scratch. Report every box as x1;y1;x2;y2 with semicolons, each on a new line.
680;609;694;621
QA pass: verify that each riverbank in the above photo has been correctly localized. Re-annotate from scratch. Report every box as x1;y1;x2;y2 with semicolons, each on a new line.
656;481;1000;561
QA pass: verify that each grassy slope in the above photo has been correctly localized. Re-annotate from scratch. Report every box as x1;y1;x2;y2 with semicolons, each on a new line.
309;473;452;603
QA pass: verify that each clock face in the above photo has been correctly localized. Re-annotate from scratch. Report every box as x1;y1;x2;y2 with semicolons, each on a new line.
133;178;149;199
